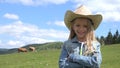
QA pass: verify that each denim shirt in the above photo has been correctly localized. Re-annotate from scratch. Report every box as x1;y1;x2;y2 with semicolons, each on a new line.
59;37;102;68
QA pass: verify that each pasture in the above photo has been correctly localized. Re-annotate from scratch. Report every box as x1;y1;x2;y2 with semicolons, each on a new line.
0;44;120;68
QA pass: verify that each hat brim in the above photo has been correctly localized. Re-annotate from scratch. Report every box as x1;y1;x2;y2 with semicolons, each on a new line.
64;10;102;30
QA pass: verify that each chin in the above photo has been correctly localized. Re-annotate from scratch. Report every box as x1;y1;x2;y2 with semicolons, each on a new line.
77;36;85;39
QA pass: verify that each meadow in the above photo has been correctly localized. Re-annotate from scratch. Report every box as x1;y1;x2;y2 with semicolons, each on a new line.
0;44;120;68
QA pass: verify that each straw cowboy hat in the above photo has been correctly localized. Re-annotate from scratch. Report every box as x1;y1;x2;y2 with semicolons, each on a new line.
64;5;102;30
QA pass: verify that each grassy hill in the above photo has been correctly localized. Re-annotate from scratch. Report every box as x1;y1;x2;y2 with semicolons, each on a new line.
0;43;120;68
0;42;63;54
0;49;60;68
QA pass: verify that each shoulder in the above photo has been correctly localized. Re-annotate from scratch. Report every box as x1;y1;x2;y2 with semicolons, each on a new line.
92;41;100;46
64;39;72;44
92;41;101;50
63;39;72;45
63;39;78;48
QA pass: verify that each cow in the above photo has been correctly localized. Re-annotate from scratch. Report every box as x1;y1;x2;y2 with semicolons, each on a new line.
29;46;36;52
18;48;28;53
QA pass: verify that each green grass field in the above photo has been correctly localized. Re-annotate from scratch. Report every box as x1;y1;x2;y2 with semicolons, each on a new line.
0;44;120;68
101;44;120;68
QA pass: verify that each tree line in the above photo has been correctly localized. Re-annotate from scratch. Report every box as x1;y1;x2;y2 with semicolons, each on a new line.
97;30;120;45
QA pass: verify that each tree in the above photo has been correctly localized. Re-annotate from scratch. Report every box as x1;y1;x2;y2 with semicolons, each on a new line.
100;36;105;45
96;37;100;42
115;30;119;43
117;35;120;44
112;30;119;44
97;30;120;45
105;30;113;45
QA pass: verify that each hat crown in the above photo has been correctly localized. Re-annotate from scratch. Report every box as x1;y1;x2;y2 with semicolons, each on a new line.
74;5;92;15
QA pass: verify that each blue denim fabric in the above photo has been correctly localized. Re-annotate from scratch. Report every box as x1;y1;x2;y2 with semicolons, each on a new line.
59;37;102;68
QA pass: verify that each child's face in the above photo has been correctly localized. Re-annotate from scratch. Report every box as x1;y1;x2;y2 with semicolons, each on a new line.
72;18;89;41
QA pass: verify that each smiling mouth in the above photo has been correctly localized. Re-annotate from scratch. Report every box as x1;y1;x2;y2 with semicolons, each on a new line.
77;31;85;35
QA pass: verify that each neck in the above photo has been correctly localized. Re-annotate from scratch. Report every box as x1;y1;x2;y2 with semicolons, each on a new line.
77;37;86;42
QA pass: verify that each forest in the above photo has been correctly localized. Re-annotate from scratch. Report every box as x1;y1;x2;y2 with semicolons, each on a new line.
97;30;120;45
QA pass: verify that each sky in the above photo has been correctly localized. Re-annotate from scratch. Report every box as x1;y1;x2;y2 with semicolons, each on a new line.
0;0;120;49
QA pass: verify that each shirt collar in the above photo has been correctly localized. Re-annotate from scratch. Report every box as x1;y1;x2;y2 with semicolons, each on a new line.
71;36;86;44
71;36;79;43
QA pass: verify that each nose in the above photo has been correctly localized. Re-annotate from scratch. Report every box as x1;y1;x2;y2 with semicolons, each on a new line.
78;26;84;31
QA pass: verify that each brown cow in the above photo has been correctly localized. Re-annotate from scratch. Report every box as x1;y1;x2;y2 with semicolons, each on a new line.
29;46;36;52
18;48;27;53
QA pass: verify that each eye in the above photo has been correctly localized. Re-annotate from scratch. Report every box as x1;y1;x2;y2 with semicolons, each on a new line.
84;25;87;28
76;25;80;27
75;24;80;27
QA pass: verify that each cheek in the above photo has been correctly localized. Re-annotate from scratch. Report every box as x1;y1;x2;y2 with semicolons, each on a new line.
84;28;88;32
73;27;78;33
72;26;76;31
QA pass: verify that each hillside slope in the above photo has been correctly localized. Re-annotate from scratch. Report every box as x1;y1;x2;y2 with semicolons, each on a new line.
0;44;120;68
0;42;63;54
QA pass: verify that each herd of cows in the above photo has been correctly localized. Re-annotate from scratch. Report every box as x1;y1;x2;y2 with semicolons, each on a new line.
18;46;36;53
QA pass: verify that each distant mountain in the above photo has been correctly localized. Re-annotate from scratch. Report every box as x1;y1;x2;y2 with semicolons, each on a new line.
0;49;9;54
0;49;9;51
0;42;63;55
0;48;18;54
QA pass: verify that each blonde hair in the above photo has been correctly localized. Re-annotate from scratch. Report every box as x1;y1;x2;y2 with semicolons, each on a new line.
69;18;97;52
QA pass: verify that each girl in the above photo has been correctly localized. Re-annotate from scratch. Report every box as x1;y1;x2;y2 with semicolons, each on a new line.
59;5;102;68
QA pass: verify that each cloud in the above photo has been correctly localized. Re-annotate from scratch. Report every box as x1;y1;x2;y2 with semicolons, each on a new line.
102;11;120;22
7;40;23;47
0;40;24;49
0;40;2;44
54;21;65;27
47;20;65;27
0;21;28;36
0;0;69;6
0;20;68;49
3;13;19;20
71;0;120;22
